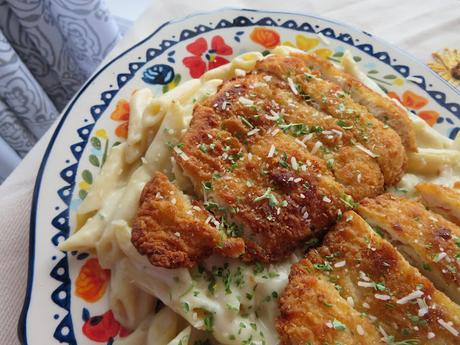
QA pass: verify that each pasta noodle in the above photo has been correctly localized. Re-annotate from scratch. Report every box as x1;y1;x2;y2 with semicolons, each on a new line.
96;221;124;269
78;143;127;214
125;88;155;164
110;258;157;330
161;326;191;345
64;48;460;345
59;187;126;251
145;307;183;345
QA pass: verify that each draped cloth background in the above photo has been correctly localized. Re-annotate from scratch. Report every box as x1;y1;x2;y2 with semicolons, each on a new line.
0;0;121;182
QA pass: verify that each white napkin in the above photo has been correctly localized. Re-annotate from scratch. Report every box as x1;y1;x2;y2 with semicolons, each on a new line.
1;0;458;343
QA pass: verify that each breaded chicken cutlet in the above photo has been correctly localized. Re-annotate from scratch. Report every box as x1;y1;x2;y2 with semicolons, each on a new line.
358;193;460;304
278;212;460;344
277;257;384;345
291;52;417;152
416;182;460;226
131;172;244;268
132;54;413;267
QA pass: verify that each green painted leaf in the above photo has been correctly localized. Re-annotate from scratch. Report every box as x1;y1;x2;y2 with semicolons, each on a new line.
367;70;378;74
333;51;344;58
79;189;88;200
353;56;361;62
379;84;389;94
113;141;121;147
89;154;100;167
383;74;397;80
90;137;101;150
82;170;93;184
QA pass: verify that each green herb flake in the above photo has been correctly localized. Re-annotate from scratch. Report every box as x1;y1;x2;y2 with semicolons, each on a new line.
331;319;346;331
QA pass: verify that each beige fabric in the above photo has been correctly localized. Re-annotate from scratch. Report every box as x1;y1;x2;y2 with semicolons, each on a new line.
1;0;459;343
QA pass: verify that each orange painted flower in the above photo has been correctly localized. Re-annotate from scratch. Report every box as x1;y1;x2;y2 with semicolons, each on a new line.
250;27;280;49
401;90;428;110
387;91;401;103
418;110;440;127
110;99;130;138
388;90;439;127
76;258;110;302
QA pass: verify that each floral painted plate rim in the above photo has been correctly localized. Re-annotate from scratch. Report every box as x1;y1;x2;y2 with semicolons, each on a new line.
19;7;460;345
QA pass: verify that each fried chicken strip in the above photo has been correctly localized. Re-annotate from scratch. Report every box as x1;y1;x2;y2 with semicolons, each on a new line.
131;172;244;268
277;258;383;345
359;193;460;304
416;182;460;226
256;55;407;186
176;109;350;262
293;52;417;151
304;211;460;344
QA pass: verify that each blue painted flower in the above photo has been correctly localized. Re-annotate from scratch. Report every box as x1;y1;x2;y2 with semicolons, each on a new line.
142;64;175;85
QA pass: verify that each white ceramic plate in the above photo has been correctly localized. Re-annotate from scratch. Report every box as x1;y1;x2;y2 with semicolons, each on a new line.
19;8;460;345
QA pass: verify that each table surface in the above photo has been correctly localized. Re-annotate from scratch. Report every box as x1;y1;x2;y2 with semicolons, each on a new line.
1;0;459;343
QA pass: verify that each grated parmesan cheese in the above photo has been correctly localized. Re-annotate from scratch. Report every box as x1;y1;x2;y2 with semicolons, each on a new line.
287;77;298;95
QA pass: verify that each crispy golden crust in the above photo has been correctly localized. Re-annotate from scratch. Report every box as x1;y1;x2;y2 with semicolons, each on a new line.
131;172;244;268
211;132;349;262
294;52;417;152
359;194;460;304
306;211;460;344
196;61;387;200
416;182;460;226
256;55;407;186
177;109;350;262
277;257;384;345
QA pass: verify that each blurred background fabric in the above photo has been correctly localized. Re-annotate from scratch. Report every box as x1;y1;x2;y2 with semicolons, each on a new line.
0;0;122;182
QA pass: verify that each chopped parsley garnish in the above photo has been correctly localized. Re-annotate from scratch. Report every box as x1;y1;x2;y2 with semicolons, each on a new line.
340;194;359;209
203;311;215;332
336;119;353;129
254;188;279;207
202;181;212;191
332;319;347;331
181;302;190;313
313;262;333;271
240;116;254;129
375;282;386;291
199;143;208;153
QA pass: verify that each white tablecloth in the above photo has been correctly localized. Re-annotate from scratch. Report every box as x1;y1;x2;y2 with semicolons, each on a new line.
1;0;459;343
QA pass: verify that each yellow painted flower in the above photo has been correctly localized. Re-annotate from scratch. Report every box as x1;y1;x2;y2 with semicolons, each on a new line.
295;35;320;51
428;48;460;87
393;78;404;86
95;128;108;139
314;48;333;60
162;74;182;93
79;181;90;190
283;34;334;61
284;34;320;52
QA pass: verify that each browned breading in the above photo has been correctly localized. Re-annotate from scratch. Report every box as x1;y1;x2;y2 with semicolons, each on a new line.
131;172;244;268
200;65;387;200
305;211;460;344
293;52;417;151
358;193;460;304
277;257;384;345
210;132;350;262
177;116;351;262
416;182;460;226
180;63;389;201
256;55;407;186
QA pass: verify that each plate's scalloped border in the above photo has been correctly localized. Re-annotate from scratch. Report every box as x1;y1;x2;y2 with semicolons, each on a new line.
19;8;460;345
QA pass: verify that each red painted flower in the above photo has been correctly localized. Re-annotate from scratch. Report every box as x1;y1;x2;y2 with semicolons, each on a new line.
82;310;120;342
182;35;233;78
